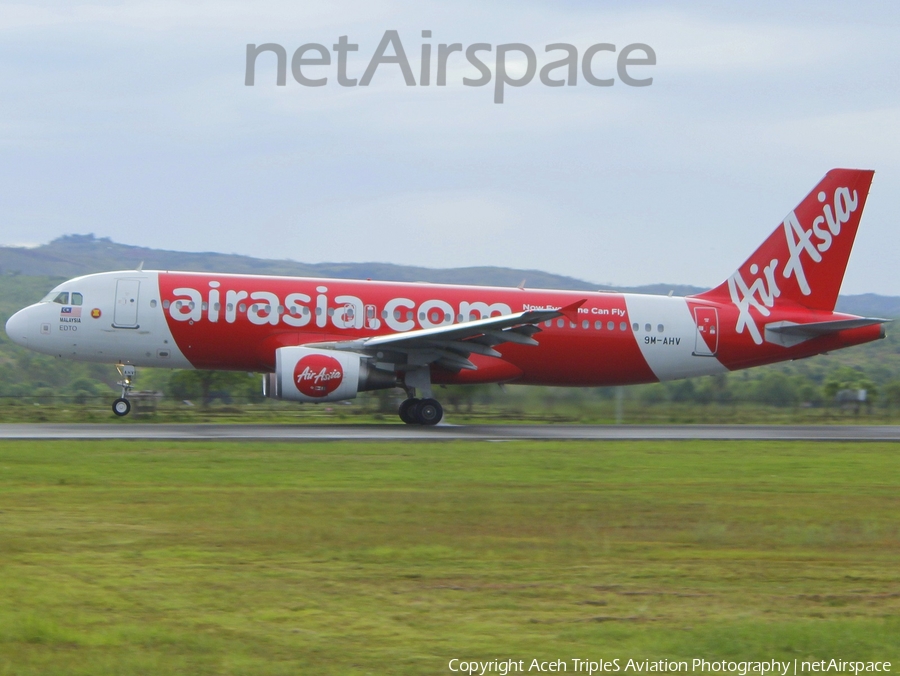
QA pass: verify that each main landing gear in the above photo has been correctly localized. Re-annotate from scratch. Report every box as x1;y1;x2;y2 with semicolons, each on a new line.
398;397;444;425
112;364;135;417
398;366;443;425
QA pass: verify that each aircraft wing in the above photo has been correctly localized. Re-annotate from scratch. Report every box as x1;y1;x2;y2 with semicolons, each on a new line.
306;299;586;371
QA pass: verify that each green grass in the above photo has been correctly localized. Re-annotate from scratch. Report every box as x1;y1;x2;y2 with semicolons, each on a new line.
0;440;897;674
2;395;899;425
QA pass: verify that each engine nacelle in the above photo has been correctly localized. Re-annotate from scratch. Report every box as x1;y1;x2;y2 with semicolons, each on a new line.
263;346;396;403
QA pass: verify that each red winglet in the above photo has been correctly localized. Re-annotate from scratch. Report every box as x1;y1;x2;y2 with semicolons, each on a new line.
559;299;587;321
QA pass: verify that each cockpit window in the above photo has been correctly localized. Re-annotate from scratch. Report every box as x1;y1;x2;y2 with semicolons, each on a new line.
40;291;82;305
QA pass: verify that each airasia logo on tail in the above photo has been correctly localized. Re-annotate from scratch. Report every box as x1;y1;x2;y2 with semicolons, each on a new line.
293;354;343;397
728;184;859;345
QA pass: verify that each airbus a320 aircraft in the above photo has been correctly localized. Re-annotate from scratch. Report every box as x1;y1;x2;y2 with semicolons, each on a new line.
4;169;887;425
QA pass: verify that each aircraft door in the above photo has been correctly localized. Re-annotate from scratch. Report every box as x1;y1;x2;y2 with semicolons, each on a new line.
365;304;380;330
114;279;141;328
693;306;718;356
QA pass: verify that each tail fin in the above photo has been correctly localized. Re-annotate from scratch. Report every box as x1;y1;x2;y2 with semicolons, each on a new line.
696;169;875;312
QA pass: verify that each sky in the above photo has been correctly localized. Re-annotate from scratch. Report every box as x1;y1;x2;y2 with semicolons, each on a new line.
1;1;899;294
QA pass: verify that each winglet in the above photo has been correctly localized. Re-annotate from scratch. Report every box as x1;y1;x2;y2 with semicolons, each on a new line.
559;299;587;321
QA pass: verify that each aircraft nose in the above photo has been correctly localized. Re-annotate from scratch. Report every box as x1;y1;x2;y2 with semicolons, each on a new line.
5;307;32;347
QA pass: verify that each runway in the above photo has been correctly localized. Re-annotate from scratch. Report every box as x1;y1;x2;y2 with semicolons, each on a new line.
1;423;900;441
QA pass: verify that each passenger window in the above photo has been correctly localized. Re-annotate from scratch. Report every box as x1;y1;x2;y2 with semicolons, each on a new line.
557;319;565;328
595;321;602;330
645;323;651;332
607;321;614;330
582;320;589;329
53;292;69;305
632;322;639;331
619;322;627;331
71;293;83;306
658;324;664;333
150;299;158;308
163;300;170;309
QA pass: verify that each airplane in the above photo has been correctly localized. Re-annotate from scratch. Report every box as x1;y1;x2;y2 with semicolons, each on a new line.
4;168;887;425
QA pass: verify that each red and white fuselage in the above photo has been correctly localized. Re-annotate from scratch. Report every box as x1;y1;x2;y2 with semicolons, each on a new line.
4;270;882;384
4;169;886;409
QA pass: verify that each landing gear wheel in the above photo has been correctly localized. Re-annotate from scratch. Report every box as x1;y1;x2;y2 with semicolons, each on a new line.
112;397;131;417
114;364;136;418
415;398;443;426
399;398;420;424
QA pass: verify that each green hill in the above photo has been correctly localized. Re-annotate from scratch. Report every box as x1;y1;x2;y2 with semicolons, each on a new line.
0;234;599;291
2;236;899;421
2;234;897;317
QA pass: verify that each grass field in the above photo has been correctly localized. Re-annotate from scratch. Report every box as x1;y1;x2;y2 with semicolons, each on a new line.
2;395;898;425
0;440;897;675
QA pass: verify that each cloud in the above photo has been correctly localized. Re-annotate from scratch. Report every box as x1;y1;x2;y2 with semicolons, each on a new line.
0;1;898;294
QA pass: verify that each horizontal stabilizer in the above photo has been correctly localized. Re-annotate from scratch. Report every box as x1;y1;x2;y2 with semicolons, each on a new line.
765;317;889;347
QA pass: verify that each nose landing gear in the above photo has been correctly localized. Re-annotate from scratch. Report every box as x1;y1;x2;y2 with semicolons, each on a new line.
113;364;135;417
112;397;131;416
